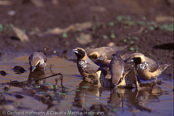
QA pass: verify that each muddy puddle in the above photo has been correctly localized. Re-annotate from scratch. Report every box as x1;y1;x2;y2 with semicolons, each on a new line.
0;54;173;116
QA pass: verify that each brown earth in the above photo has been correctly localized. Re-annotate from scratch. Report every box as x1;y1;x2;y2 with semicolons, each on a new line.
0;0;173;74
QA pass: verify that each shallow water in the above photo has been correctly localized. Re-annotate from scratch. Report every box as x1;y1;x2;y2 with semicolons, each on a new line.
0;54;173;116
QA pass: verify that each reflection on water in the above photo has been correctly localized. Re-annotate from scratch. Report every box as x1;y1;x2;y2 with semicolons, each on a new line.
109;83;163;113
27;70;46;85
0;55;173;116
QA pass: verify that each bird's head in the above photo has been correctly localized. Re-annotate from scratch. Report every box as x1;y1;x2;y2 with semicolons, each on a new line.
125;53;145;65
30;58;44;72
73;47;87;60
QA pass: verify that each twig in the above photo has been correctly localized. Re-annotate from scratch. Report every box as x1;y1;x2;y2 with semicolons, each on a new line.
49;64;54;74
0;73;64;87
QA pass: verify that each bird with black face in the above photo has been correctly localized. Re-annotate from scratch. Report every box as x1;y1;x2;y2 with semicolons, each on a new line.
73;47;101;84
127;53;170;83
87;45;128;65
29;52;47;72
73;48;139;89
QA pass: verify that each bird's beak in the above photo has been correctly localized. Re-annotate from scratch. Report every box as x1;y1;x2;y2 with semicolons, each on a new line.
31;65;36;72
72;48;78;54
125;57;134;62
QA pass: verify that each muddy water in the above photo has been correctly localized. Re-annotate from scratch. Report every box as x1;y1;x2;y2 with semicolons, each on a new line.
0;54;173;116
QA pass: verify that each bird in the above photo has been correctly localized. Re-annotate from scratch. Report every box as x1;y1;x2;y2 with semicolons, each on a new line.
109;52;139;89
27;70;46;85
127;53;170;83
86;45;129;66
29;52;47;72
73;48;139;89
98;52;139;89
73;47;100;84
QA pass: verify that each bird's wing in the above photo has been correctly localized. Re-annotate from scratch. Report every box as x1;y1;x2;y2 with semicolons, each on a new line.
104;50;129;60
144;56;159;72
104;50;117;60
148;62;160;72
82;62;100;73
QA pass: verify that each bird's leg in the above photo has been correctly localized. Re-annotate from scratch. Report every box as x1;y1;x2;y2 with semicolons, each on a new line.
151;78;158;87
132;65;140;90
154;78;157;83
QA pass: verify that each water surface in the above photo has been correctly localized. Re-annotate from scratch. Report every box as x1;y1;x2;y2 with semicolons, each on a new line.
0;54;173;116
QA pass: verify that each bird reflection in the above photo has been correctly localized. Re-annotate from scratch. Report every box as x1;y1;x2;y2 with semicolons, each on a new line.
73;81;104;108
27;69;46;86
108;82;163;113
73;80;163;113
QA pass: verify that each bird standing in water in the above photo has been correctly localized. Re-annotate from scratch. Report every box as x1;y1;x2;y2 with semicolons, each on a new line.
127;53;170;83
29;52;47;72
73;47;100;84
73;48;139;89
109;52;139;89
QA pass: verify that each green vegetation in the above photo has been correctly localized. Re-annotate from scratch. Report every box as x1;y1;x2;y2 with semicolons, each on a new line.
0;23;28;35
115;15;174;31
121;36;139;52
129;47;134;51
117;16;123;21
58;92;66;95
0;24;3;32
130;40;134;44
45;82;52;85
135;46;139;52
62;32;68;38
123;39;127;43
110;32;116;39
92;25;96;31
111;108;117;112
82;86;90;89
160;23;174;31
108;22;115;26
142;16;146;20
103;35;108;39
35;85;40;88
149;26;155;30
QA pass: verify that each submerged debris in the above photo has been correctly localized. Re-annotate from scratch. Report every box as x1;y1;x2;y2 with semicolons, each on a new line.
41;94;53;104
15;94;24;99
13;66;26;74
0;93;6;105
3;87;9;92
0;70;7;76
7;80;25;87
89;104;109;115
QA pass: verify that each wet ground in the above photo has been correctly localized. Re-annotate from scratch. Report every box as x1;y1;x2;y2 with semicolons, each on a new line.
0;0;173;116
0;54;173;116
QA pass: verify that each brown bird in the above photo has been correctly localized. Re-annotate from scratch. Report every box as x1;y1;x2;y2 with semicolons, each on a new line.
27;70;46;85
29;52;47;72
99;52;139;89
73;48;139;89
87;46;129;65
73;47;100;84
127;53;170;83
109;52;139;89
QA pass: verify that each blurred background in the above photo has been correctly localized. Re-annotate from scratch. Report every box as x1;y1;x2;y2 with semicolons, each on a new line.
0;0;173;71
